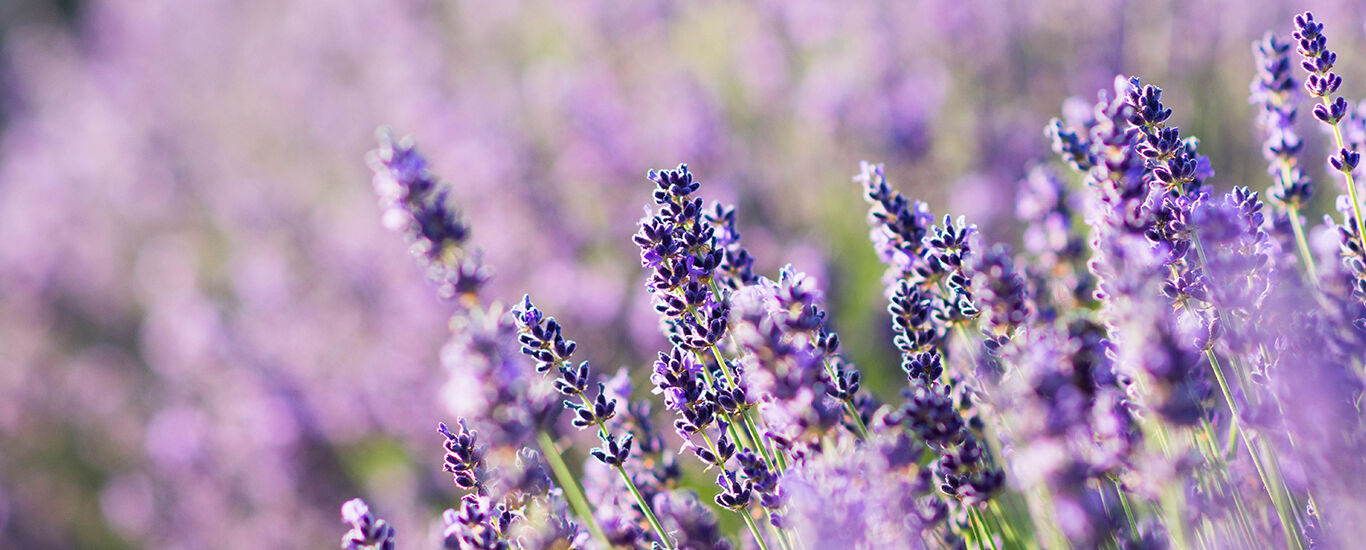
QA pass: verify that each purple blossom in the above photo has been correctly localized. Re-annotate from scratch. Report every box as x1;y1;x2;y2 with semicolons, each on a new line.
341;498;396;550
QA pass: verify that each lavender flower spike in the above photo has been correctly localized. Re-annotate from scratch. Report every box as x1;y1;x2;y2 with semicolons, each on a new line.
340;498;396;550
1293;12;1366;257
367;128;489;301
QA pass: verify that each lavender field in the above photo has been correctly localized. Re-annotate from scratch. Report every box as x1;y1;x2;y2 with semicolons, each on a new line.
3;1;1366;548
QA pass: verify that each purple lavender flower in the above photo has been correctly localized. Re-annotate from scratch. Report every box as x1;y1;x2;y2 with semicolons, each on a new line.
1251;32;1313;209
650;491;734;550
781;432;956;549
1015;167;1094;320
368;129;489;302
1293;12;1362;187
854;161;936;288
705;203;759;290
441;494;515;550
440;420;486;493
341;498;396;550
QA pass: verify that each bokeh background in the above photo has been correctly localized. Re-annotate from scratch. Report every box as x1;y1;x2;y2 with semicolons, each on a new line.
1;0;1364;547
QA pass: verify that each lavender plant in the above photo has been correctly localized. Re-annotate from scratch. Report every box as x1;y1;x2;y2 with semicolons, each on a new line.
341;10;1366;548
10;1;1366;548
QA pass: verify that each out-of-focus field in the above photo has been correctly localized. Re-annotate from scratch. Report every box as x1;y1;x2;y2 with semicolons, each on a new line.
0;0;1362;547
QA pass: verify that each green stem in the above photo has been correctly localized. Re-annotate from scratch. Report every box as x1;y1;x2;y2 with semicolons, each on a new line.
969;507;1000;550
1180;230;1308;547
691;349;768;460
1286;203;1321;287
569;388;678;550
536;430;611;548
1113;480;1138;542
616;464;677;550
740;508;774;550
1203;350;1304;550
819;356;870;440
1160;475;1191;550
1197;419;1258;547
1321;96;1366;256
763;508;794;550
980;503;1014;550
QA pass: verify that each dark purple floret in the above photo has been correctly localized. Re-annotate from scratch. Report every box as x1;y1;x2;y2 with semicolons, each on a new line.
1292;12;1361;184
888;382;964;445
653;491;734;550
705;203;759;290
1293;13;1342;98
340;498;396;550
975;245;1031;335
567;383;618;428
649;164;701;203
712;469;753;510
636;165;737;355
441;495;515;550
1125;81;1173;128
855;161;936;284
514;295;578;374
889;281;940;369
735;450;781;510
368;129;488;301
1123;78;1212;196
591;431;634;467
924;215;977;281
651;347;707;412
1251;32;1314;209
1046;118;1095;172
440;420;487;492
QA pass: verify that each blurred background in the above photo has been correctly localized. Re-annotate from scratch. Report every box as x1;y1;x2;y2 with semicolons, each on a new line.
1;0;1363;547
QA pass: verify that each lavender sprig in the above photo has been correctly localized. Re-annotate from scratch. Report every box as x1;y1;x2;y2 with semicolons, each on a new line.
340;498;396;550
1250;31;1320;285
856;165;1013;546
367;128;489;302
636;165;803;550
513;295;676;550
363;130;606;549
1294;12;1366;268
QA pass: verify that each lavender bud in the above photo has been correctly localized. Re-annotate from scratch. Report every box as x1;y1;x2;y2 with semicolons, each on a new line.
340;498;396;550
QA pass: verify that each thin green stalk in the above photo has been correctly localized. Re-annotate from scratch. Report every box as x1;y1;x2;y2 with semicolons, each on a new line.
763;508;794;550
986;500;1020;549
615;463;677;550
1160;474;1191;550
1176;232;1308;547
566;390;677;550
705;277;866;442
1203;350;1304;550
969;507;1001;550
1197;419;1258;546
690;348;769;460
1320;96;1366;255
1113;480;1139;541
819;356;870;440
954;324;981;368
740;508;774;550
698;430;773;550
942;316;1044;549
1286;203;1320;287
980;502;1016;549
676;294;776;467
536;431;610;548
737;412;783;474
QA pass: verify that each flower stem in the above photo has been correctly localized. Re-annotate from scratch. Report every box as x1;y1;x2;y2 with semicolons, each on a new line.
612;463;675;550
536;430;610;548
1203;350;1304;550
1286;201;1320;288
1321;96;1366;255
740;507;774;550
